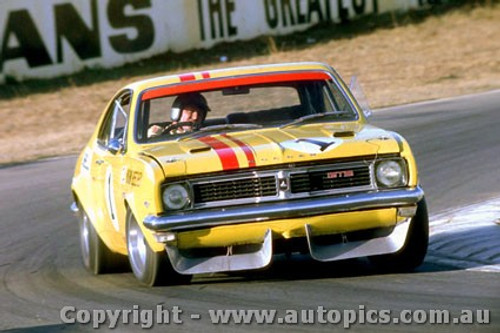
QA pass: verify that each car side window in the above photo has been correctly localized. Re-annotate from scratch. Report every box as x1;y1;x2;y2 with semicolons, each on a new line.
327;80;352;113
97;91;131;150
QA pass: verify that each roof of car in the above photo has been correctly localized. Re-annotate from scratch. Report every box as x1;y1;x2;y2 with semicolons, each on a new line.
125;62;337;93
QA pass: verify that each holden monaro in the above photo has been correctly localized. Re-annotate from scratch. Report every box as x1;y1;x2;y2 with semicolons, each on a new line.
71;62;428;286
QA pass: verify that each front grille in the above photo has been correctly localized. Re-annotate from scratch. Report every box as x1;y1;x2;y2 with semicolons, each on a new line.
193;176;277;204
189;160;375;207
290;165;371;193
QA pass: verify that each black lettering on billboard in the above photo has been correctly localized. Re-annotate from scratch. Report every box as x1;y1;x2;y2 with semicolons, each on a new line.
199;0;238;40
352;0;366;15
307;0;324;22
280;0;296;27
198;0;206;40
0;10;52;72
264;0;279;29
295;0;307;24
225;0;237;37
108;0;154;53
324;0;331;22
266;0;331;28
338;0;349;23
54;0;101;63
418;0;437;5
209;0;224;39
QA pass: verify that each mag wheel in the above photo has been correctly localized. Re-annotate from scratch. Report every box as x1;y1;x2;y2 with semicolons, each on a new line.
370;198;429;272
78;204;128;274
126;210;190;286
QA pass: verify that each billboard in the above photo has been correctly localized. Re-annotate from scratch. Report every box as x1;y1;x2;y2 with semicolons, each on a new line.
0;0;428;84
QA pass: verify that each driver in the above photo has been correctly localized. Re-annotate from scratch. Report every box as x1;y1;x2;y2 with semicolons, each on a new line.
148;92;210;137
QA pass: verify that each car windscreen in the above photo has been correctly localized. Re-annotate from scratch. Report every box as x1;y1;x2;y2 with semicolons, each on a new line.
136;79;358;143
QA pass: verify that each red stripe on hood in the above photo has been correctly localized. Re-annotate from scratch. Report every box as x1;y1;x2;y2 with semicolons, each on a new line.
198;136;239;170
222;134;256;167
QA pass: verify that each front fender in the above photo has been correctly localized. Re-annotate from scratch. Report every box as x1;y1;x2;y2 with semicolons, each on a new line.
123;154;167;253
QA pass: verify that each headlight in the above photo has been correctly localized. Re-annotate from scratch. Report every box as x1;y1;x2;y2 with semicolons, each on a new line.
162;184;191;210
375;160;406;188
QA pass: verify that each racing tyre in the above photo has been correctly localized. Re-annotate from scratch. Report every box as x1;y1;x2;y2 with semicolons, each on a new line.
126;210;190;286
369;198;429;272
78;204;129;274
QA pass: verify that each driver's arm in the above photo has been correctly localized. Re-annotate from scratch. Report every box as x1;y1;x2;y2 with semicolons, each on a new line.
147;124;165;138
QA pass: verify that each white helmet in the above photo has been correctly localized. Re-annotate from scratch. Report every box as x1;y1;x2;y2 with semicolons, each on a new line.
171;93;210;121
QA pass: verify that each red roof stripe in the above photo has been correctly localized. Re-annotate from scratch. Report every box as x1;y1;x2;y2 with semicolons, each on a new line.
222;134;256;168
201;71;211;79
197;136;240;170
142;71;330;101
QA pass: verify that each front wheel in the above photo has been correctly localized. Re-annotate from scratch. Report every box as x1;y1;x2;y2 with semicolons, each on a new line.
78;204;128;274
369;198;429;272
126;210;190;286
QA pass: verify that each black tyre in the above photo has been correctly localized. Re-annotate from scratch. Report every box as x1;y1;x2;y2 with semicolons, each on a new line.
78;204;129;274
370;198;429;272
126;210;190;286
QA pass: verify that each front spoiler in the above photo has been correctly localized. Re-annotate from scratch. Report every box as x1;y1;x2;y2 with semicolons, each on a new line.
166;219;412;275
144;186;424;232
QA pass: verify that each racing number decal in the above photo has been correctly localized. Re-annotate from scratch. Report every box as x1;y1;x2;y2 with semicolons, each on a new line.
105;166;120;231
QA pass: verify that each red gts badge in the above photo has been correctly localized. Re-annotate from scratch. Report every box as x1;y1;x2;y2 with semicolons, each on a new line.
326;170;354;179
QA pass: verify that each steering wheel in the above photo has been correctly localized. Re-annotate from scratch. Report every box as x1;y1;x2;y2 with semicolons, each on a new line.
163;121;198;134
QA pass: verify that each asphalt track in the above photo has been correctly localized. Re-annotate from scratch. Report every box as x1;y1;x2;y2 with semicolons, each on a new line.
1;91;499;332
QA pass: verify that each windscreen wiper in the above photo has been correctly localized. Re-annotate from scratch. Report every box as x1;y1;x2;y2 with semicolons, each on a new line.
178;124;262;140
280;111;353;128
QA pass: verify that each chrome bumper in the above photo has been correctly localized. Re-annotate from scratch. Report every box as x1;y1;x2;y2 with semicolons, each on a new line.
144;186;424;232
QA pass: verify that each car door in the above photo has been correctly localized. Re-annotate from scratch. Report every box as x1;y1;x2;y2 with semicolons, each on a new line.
91;90;132;245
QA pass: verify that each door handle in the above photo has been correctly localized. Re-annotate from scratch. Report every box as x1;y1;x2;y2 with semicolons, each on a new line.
95;159;104;165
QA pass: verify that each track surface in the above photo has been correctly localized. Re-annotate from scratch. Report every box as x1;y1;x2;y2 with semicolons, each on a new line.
1;91;499;332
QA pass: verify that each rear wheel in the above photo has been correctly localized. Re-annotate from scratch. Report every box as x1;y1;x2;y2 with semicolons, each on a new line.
370;198;429;272
78;205;128;274
126;210;190;286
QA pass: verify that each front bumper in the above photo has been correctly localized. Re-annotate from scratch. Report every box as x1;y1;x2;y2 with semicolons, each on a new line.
144;186;424;232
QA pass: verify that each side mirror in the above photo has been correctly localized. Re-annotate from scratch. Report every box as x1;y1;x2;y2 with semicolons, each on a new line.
349;76;372;119
108;138;123;154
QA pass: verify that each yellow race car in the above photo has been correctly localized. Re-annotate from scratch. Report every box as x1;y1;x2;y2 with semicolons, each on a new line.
71;62;428;286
